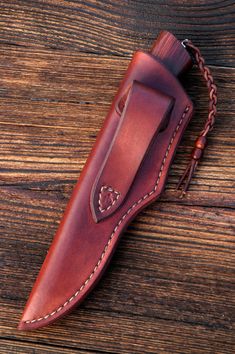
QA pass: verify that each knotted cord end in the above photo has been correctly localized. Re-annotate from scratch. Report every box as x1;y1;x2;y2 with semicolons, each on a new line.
177;159;198;197
177;136;207;197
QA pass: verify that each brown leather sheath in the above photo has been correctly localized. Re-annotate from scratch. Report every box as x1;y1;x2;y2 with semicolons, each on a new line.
18;31;194;330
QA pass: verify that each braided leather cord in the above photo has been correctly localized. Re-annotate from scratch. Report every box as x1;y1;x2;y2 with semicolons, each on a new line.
177;39;217;195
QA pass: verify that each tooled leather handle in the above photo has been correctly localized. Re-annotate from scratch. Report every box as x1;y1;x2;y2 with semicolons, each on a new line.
90;80;174;222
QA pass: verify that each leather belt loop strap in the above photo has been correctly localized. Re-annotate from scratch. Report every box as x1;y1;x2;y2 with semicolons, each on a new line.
90;80;174;222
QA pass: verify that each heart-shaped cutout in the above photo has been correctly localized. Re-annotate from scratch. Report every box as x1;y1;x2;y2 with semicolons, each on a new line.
98;186;120;213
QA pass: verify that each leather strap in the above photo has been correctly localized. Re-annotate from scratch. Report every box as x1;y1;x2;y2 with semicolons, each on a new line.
91;80;174;222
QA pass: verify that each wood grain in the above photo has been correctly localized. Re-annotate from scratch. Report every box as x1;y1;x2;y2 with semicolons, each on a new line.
0;1;234;353
0;1;234;66
0;339;96;353
0;45;234;206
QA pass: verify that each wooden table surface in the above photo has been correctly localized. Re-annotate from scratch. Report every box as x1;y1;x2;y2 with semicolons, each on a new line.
0;1;234;353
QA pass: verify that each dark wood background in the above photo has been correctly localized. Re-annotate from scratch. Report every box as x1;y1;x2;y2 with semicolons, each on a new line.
0;1;234;353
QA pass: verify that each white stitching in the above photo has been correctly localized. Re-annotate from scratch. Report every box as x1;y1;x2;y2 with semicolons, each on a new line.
98;185;120;213
23;106;189;324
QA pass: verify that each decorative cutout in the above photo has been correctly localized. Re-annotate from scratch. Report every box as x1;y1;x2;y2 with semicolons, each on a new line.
98;185;120;213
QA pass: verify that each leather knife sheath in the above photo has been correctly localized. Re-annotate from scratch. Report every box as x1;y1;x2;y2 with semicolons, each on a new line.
18;31;194;330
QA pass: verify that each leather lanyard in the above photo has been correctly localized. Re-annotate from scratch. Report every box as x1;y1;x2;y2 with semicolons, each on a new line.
177;39;218;195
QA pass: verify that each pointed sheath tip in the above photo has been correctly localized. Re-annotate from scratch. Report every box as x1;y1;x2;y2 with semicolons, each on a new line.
17;318;45;331
17;320;29;331
17;316;39;331
17;305;37;331
17;312;47;331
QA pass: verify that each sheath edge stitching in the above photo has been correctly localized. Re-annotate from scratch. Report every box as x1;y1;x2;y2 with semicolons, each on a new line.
23;105;189;325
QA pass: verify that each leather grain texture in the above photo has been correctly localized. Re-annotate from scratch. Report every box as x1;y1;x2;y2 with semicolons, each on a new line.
18;34;194;330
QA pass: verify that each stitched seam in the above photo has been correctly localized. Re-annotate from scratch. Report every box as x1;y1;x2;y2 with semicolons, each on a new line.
98;185;120;213
24;106;189;324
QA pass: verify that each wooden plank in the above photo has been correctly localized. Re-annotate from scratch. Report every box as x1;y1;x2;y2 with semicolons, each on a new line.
1;185;234;352
0;3;234;353
0;46;234;206
1;303;234;354
0;1;234;66
0;339;97;353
